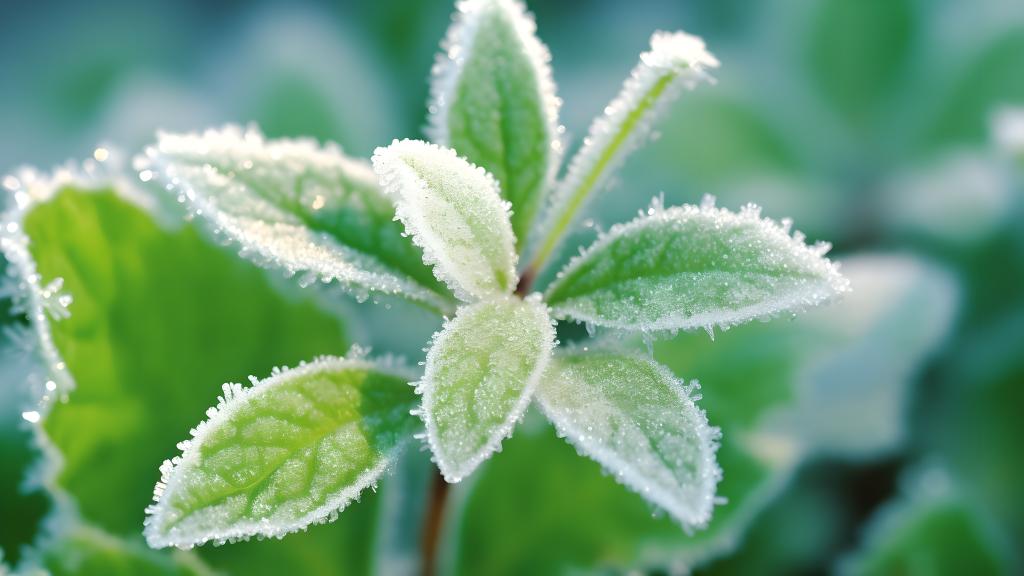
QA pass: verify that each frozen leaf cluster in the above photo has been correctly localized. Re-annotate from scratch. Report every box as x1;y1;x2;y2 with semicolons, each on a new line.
0;0;852;563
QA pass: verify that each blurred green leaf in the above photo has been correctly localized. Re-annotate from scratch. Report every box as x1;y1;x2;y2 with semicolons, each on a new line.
26;525;211;576
806;0;914;125
16;186;381;574
838;471;1011;576
924;31;1024;149
429;0;560;247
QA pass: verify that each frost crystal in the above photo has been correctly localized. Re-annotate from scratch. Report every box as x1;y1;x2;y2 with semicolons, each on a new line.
140;125;453;312
144;355;418;549
536;350;722;529
545;197;850;334
533;30;718;266
371;140;518;302
418;295;555;482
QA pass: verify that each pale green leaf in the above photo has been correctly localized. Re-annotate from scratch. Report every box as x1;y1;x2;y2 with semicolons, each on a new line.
531;30;718;270
420;295;553;482
545;198;849;334
535;351;721;529
428;0;561;248
371;139;518;301
140;125;453;312
145;356;417;549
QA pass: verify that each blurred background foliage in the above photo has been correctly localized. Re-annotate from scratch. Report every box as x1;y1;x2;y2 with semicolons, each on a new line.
1;0;1022;574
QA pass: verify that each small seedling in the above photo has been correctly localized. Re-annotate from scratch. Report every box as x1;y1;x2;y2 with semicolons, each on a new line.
126;0;848;558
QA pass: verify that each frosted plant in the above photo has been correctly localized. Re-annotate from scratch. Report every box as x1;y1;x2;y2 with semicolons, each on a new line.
129;0;849;563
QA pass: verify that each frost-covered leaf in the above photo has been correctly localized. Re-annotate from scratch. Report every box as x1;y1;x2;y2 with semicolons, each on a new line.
532;31;718;268
1;174;380;573
145;356;417;549
450;255;955;574
428;0;561;247
838;468;1011;576
535;351;720;529
545;198;849;334
140;125;453;312
420;296;553;482
372;140;517;301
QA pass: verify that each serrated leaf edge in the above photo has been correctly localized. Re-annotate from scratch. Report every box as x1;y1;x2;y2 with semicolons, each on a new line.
138;125;454;313
545;196;851;334
371;139;519;302
143;351;416;550
535;350;723;529
426;0;564;211
416;294;555;482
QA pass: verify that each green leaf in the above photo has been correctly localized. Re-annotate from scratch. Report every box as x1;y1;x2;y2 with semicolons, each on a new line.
25;525;212;576
141;125;453;312
144;355;418;549
428;0;561;248
372;139;518;301
535;351;721;529
545;198;849;334
531;30;718;271
838;469;1012;576
1;173;383;573
421;295;553;482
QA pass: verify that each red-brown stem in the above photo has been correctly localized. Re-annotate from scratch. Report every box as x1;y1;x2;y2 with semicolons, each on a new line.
421;470;450;576
515;266;536;296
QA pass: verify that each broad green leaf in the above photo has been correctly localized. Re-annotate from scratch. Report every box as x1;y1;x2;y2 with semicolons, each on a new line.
141;125;453;312
145;356;418;549
449;255;955;573
372;139;518;301
1;172;381;574
838;469;1011;576
428;0;561;249
421;295;553;482
531;30;718;270
545;198;849;334
805;0;914;125
535;351;721;529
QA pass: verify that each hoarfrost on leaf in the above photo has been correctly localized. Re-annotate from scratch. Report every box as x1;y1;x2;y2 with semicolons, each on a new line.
144;355;419;549
140;125;454;312
371;139;518;302
428;0;562;248
419;295;555;482
545;197;850;334
532;30;719;269
535;350;721;529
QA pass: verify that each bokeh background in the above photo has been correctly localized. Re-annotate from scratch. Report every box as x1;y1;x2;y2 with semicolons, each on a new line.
2;0;1023;574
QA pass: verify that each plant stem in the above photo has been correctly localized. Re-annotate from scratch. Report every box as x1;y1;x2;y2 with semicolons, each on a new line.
422;469;450;576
